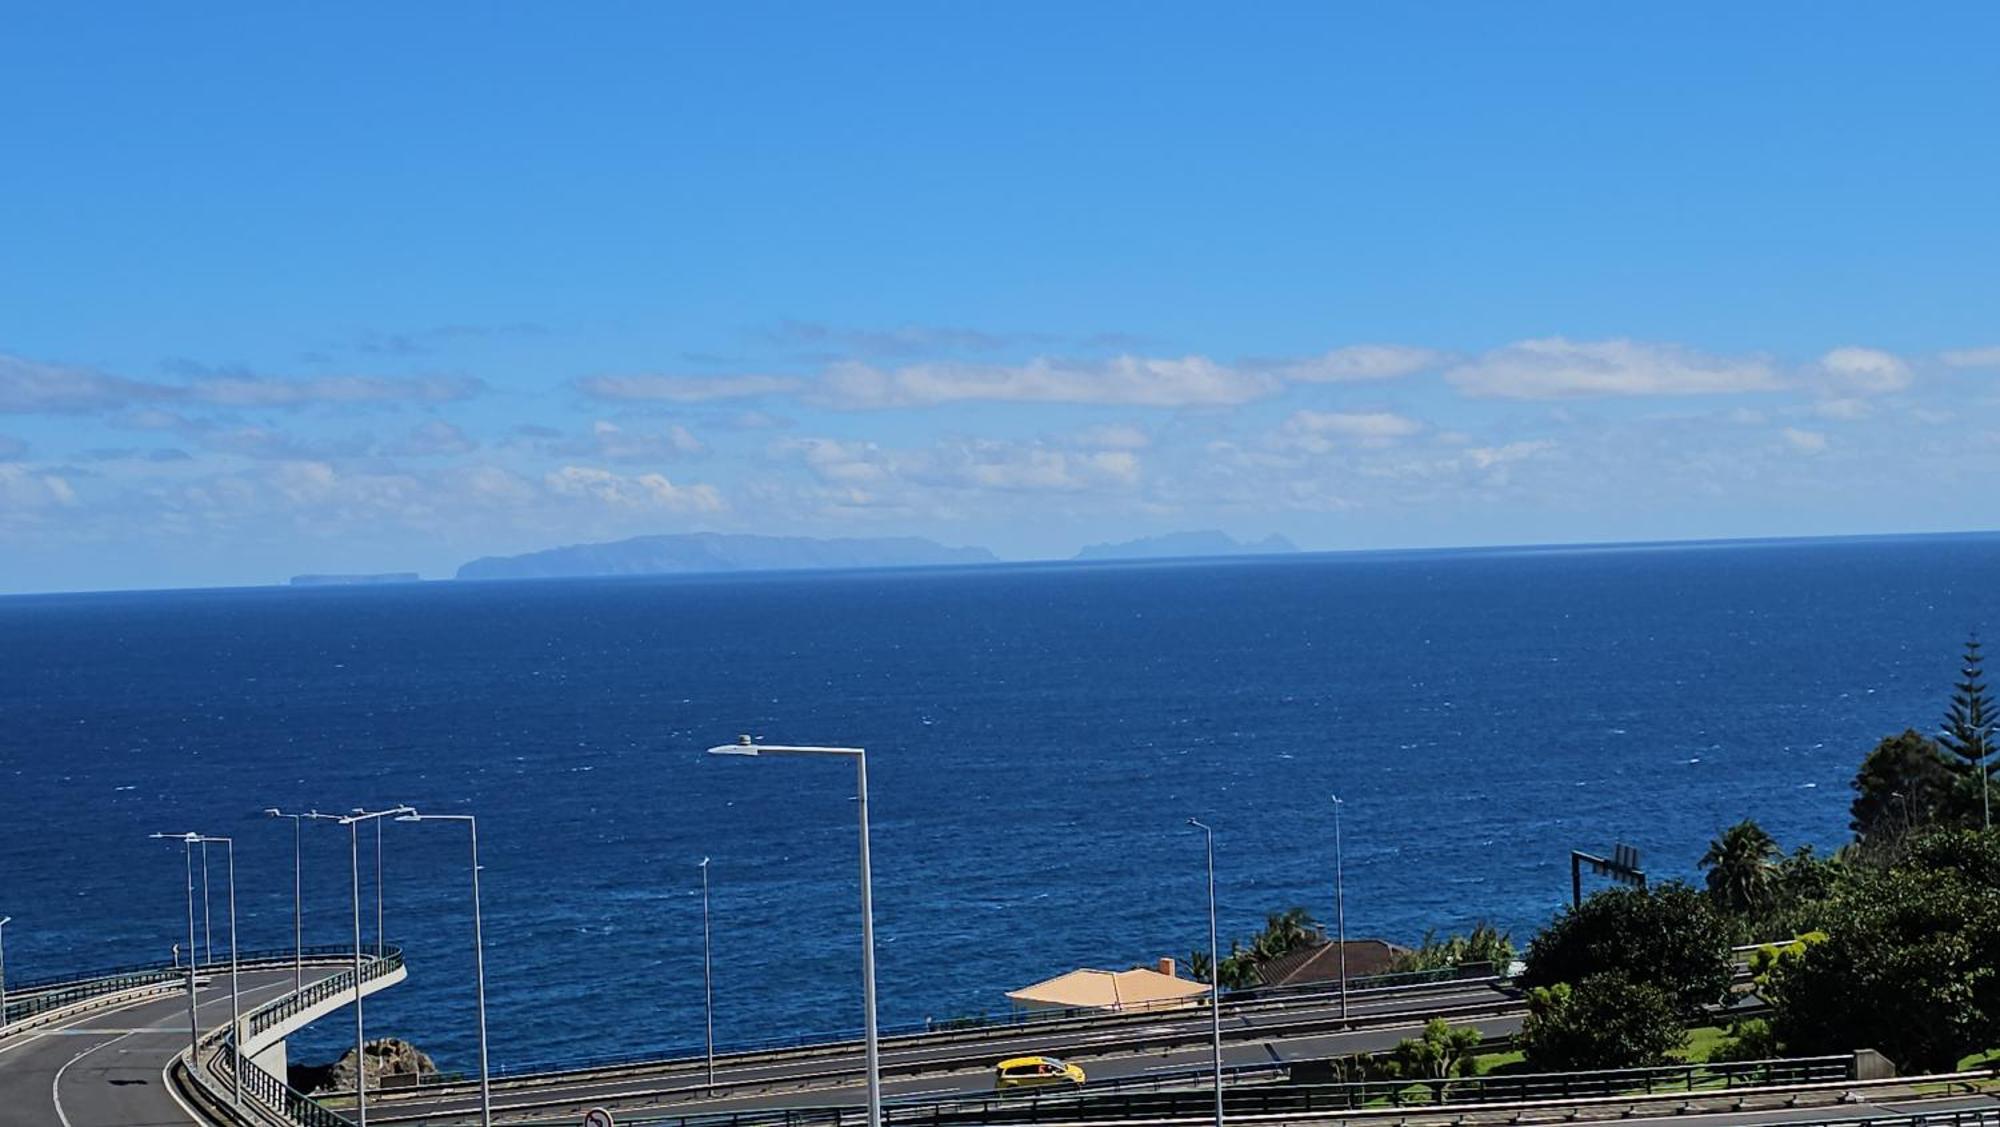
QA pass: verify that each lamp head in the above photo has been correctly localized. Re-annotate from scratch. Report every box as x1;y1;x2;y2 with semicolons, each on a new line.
262;808;280;817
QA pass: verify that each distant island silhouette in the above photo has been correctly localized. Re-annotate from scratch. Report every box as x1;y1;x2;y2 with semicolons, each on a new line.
456;532;997;579
1074;531;1298;561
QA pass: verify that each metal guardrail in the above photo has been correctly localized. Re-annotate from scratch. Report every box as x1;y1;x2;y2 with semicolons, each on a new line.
248;947;407;1039
601;1055;1855;1127
176;946;407;1127
402;968;1493;1092
0;945;363;1030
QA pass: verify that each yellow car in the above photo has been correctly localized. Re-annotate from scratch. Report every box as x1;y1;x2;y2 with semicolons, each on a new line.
995;1056;1087;1091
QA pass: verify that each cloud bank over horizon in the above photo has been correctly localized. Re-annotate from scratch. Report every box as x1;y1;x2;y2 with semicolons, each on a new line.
3;324;1996;592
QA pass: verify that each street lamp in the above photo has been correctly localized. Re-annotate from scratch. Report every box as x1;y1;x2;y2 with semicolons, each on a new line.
192;835;243;1109
336;806;413;1127
1331;794;1348;1022
150;833;203;1069
264;809;313;996
699;857;715;1092
0;916;12;1030
706;737;881;1127
200;836;214;968
1187;818;1223;1127
395;810;492;1127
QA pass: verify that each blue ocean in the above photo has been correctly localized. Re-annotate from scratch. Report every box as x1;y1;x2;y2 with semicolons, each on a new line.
3;535;1995;1073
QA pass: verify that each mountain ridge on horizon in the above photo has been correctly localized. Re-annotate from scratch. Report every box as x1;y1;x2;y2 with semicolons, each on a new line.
1073;530;1299;561
455;531;999;580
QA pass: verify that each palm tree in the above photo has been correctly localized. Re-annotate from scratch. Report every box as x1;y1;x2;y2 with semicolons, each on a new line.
1255;907;1317;958
1184;949;1213;984
1700;819;1780;917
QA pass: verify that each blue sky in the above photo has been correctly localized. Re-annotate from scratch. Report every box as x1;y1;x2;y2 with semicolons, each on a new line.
4;3;1999;592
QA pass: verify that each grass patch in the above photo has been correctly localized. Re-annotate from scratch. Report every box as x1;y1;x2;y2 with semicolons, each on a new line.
1957;1048;2000;1071
1474;1049;1526;1075
1677;1025;1729;1064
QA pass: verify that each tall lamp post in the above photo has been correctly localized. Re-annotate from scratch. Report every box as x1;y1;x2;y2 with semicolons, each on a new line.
705;737;881;1127
0;915;12;1030
1187;818;1223;1127
150;833;203;1069
336;806;412;1127
193;835;243;1109
699;857;716;1092
264;809;313;996
394;810;492;1127
1331;794;1349;1022
200;836;214;968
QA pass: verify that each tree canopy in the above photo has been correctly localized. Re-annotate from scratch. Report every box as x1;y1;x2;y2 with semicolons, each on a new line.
1850;729;1958;848
1939;635;1996;829
1518;882;1733;1019
1518;972;1686;1071
1699;819;1779;916
1765;829;2000;1073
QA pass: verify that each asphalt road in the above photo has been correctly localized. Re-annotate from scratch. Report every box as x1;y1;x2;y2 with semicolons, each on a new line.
1613;1094;2000;1127
0;967;312;1127
370;982;1521;1125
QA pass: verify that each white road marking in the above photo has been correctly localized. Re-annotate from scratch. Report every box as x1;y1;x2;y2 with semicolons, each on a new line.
53;1029;140;1127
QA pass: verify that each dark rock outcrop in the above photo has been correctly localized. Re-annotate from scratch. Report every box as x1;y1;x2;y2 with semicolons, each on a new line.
290;1038;439;1093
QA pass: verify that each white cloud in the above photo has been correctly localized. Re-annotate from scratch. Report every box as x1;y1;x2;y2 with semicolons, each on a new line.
0;352;482;414
1811;398;1873;421
1275;410;1425;454
1941;346;2000;369
1464;440;1556;469
519;420;708;463
0;465;76;508
1446;338;1781;399
1280;345;1444;383
543;465;724;511
1289;410;1424;439
575;374;803;403
387;420;480;457
1062;423;1151;450
814;355;1272;409
1815;347;1911;395
1781;427;1829;453
0;354;158;413
184;373;481;407
779;434;1143;503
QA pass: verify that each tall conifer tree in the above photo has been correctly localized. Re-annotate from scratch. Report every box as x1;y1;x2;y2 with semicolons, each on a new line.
1939;635;1996;829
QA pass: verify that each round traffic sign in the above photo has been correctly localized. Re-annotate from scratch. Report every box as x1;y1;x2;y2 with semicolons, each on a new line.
582;1109;615;1127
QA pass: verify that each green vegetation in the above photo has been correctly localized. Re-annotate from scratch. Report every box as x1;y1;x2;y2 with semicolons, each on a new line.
1508;634;2000;1075
1389;1018;1484;1099
1699;819;1778;916
1851;730;1958;848
1189;906;1318;988
1763;829;2000;1072
1939;636;1996;830
1518;972;1687;1070
1393;922;1514;975
1518;882;1733;1018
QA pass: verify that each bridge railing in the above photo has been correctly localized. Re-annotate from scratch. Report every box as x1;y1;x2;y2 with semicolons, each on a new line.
178;945;406;1127
246;946;407;1040
0;944;362;1030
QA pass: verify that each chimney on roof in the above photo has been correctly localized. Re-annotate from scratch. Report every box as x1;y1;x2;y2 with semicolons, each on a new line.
1157;956;1176;978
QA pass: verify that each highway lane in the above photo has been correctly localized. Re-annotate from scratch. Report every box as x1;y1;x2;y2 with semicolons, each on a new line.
1613;1094;2000;1127
372;982;1521;1124
0;967;317;1127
